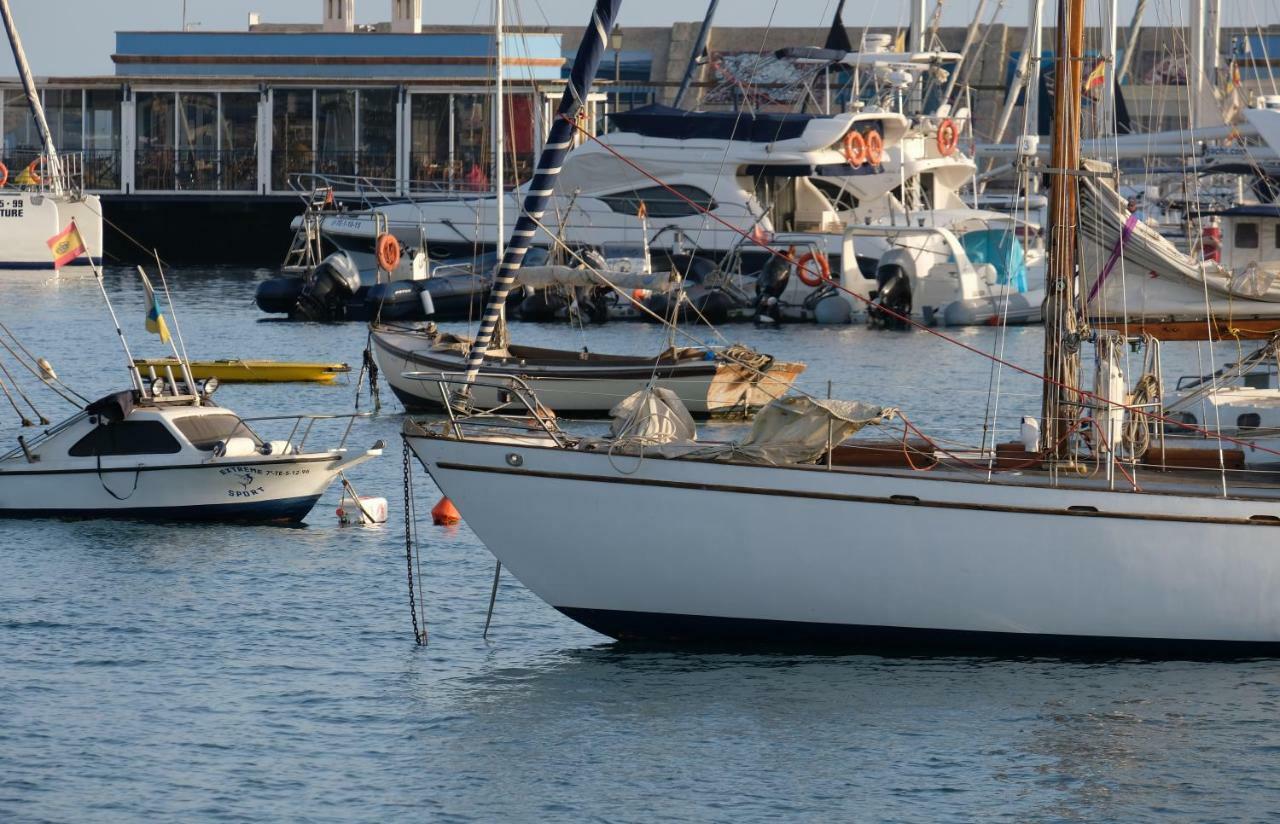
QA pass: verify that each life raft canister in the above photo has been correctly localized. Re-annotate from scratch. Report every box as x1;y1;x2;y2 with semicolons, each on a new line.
843;131;867;168
376;233;401;272
936;118;959;156
795;251;832;288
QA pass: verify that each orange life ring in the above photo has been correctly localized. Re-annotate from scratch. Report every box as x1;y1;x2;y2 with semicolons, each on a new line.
842;131;867;168
376;233;401;271
795;251;831;287
0;162;8;188
936;118;959;156
865;130;884;165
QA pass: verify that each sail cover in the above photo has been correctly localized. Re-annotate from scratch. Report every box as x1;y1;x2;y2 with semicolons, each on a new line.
1078;165;1280;323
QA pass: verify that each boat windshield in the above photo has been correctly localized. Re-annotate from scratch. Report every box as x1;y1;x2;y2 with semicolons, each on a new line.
958;228;1028;293
172;414;261;450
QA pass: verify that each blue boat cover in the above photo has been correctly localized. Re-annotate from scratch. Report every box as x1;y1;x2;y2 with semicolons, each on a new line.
959;229;1028;293
608;104;819;142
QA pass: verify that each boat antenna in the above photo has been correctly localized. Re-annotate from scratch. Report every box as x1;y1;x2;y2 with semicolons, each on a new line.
673;0;719;109
1040;0;1085;470
454;0;624;402
89;254;144;394
151;251;198;396
0;0;63;195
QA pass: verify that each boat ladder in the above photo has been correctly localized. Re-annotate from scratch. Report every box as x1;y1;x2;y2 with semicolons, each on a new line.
281;186;333;275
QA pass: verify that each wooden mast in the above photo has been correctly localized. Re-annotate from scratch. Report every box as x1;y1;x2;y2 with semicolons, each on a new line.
1041;0;1086;463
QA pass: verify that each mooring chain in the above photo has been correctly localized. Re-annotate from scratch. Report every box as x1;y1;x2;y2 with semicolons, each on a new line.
402;438;425;646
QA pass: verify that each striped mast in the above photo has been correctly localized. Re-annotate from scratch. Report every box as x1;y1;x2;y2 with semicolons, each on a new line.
457;0;623;398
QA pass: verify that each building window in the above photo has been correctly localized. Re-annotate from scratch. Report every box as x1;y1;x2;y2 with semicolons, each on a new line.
2;90;40;173
272;89;314;190
43;89;83;152
501;94;536;189
177;92;217;190
1236;221;1259;249
358;88;396;182
317;89;356;178
220;93;259;191
409;93;450;191
453;93;491;192
85;89;121;189
135;92;175;190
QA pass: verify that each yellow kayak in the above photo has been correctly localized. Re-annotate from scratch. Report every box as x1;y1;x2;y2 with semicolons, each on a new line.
133;358;351;384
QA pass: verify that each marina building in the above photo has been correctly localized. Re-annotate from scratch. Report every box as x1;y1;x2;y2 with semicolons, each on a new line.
2;1;1277;263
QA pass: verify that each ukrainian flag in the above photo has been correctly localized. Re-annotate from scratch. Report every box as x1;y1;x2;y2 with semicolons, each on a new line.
138;268;171;343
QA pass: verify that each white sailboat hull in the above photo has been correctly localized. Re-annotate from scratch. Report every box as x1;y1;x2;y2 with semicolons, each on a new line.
0;192;103;272
372;328;802;416
0;451;366;521
408;434;1280;653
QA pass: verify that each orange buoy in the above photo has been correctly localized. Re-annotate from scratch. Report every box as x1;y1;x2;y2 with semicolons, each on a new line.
794;251;831;287
936;118;959;156
0;161;8;188
842;130;867;167
376;232;401;272
431;497;461;526
865;130;884;165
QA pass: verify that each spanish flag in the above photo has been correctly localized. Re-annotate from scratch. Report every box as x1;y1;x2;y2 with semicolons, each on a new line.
1084;58;1107;94
46;220;86;269
138;268;172;343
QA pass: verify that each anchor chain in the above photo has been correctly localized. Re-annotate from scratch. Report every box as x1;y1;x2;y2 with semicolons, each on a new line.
402;438;425;645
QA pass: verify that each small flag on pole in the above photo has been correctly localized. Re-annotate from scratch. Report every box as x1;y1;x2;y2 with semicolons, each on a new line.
1084;59;1107;94
138;268;172;343
46;220;86;269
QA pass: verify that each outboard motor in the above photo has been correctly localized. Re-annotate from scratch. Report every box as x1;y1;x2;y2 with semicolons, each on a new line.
292;252;362;322
868;263;912;330
754;255;791;324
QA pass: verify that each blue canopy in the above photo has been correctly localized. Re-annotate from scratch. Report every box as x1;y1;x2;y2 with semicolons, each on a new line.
959;229;1027;293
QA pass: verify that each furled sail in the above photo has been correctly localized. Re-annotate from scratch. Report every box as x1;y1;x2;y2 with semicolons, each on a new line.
1078;162;1280;338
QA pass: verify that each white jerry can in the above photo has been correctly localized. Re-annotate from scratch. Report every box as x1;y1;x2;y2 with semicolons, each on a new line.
337;495;389;525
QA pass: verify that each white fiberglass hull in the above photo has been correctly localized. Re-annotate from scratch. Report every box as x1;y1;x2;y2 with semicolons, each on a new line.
0;451;367;521
408;434;1280;654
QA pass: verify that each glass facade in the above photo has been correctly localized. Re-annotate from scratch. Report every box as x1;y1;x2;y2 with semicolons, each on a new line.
0;82;563;195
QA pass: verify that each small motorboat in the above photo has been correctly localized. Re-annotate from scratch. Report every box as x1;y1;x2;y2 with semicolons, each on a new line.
0;382;382;522
134;358;350;384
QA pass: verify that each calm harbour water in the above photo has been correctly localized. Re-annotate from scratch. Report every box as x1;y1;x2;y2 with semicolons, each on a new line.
2;267;1279;822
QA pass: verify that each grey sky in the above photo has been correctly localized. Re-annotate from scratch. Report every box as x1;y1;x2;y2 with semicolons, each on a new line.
1;1;1271;77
